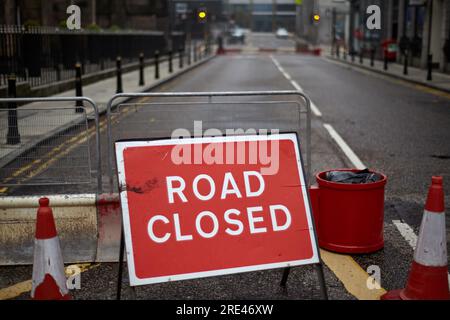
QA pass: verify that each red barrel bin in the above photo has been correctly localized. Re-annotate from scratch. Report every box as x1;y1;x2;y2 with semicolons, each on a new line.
309;169;387;254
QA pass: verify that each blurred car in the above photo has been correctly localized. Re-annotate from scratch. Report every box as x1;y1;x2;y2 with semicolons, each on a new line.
276;28;289;39
230;28;245;44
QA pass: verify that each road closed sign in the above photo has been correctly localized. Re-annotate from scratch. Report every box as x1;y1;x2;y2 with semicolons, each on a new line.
115;133;319;286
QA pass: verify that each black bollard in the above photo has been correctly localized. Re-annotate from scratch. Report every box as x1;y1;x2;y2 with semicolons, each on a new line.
179;48;183;69
351;51;355;62
427;54;433;81
359;49;363;64
343;49;347;60
370;49;375;67
139;53;145;86
55;64;61;81
168;50;173;73
336;45;340;58
6;74;20;145
403;52;408;76
116;56;123;93
194;42;198;62
154;51;160;79
75;63;84;113
384;54;388;71
187;44;191;65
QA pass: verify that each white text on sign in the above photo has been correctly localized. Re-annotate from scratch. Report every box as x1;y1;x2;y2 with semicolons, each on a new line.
147;171;292;243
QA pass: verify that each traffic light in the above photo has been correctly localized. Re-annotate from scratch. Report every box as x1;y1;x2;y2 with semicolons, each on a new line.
313;13;321;23
197;8;207;23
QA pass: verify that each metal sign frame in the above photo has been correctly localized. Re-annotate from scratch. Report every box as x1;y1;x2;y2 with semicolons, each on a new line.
106;91;327;300
115;133;319;284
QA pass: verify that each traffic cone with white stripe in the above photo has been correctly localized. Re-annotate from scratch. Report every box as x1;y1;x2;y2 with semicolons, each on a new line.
382;176;449;300
31;197;71;300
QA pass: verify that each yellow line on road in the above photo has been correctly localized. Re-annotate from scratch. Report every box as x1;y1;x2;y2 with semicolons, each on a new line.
320;249;386;300
0;263;100;300
0;97;153;194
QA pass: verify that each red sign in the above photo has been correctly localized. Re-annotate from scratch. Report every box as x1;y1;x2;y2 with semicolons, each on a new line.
115;134;319;286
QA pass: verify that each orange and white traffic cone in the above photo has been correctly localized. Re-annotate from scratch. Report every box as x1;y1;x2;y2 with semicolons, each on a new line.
382;176;449;300
31;197;71;300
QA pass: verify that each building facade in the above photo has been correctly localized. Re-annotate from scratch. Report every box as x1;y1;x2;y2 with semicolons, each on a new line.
226;0;297;32
348;0;450;73
0;0;169;30
303;0;350;45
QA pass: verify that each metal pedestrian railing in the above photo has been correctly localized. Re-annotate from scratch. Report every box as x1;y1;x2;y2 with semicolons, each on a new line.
0;97;102;195
0;25;185;88
105;91;312;194
0;89;311;198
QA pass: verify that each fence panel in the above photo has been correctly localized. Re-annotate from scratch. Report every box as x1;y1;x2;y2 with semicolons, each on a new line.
0;26;185;88
0;97;101;196
105;91;312;194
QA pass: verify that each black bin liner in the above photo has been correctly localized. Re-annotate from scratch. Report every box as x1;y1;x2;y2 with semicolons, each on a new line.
325;169;382;184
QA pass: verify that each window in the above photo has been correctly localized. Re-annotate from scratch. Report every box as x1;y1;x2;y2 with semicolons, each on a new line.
253;4;273;12
277;4;295;12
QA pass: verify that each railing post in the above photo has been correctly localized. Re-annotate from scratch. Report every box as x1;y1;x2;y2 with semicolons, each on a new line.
351;50;355;62
427;54;433;81
139;53;145;86
403;51;408;75
359;47;364;64
75;63;84;113
154;50;160;79
6;74;20;145
116;56;123;93
169;50;173;73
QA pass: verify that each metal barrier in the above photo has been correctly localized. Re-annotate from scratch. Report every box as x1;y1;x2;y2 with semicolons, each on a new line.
105;91;312;193
0;97;102;195
0;193;121;265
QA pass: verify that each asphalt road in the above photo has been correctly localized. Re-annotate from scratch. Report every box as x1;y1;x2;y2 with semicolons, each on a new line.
1;33;449;300
273;53;450;236
247;32;296;49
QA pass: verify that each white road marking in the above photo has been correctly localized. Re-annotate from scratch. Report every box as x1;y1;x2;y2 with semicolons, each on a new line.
290;80;303;92
310;102;323;117
323;124;366;169
269;55;323;117
393;220;450;285
271;56;449;285
392;220;418;248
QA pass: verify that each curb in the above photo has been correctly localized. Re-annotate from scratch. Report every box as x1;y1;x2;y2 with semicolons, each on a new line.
0;55;216;170
326;56;450;95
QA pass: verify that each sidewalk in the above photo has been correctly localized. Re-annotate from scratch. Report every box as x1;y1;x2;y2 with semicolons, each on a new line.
0;53;215;169
326;53;450;94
